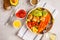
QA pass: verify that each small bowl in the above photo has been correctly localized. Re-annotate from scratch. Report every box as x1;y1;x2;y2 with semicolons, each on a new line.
15;8;26;19
30;0;39;6
15;8;26;27
13;19;22;28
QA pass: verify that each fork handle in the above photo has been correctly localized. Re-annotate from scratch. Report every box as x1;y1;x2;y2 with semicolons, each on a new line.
40;34;44;40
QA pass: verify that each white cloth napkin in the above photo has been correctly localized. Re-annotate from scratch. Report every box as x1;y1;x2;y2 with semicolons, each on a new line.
17;0;58;40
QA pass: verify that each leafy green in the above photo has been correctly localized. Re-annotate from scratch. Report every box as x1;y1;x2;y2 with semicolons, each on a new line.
31;10;42;17
42;10;48;16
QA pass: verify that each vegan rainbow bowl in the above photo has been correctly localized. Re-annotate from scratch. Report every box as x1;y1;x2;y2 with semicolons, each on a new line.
26;7;54;34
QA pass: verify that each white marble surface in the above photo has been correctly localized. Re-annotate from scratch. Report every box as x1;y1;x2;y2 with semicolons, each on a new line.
0;0;60;40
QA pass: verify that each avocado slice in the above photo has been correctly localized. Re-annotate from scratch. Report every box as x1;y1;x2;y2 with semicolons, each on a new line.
10;0;18;6
42;10;48;16
31;10;42;17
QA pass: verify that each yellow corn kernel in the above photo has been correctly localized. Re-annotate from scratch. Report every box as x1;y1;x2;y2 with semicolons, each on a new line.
31;27;38;33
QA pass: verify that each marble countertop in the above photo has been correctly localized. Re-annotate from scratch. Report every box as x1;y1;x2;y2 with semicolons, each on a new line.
0;0;60;40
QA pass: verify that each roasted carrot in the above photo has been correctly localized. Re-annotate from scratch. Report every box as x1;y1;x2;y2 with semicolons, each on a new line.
38;14;51;33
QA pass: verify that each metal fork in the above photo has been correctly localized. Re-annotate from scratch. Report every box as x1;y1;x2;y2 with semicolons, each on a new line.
5;7;16;25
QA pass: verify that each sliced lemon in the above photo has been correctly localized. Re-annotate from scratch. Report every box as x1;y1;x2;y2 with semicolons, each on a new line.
13;20;21;28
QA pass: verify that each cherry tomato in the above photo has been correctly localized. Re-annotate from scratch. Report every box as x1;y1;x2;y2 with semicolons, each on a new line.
16;9;26;18
31;21;36;26
27;22;32;28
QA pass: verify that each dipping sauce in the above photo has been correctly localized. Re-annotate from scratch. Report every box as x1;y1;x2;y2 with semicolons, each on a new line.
13;20;21;28
49;34;56;40
31;0;38;5
16;9;26;18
